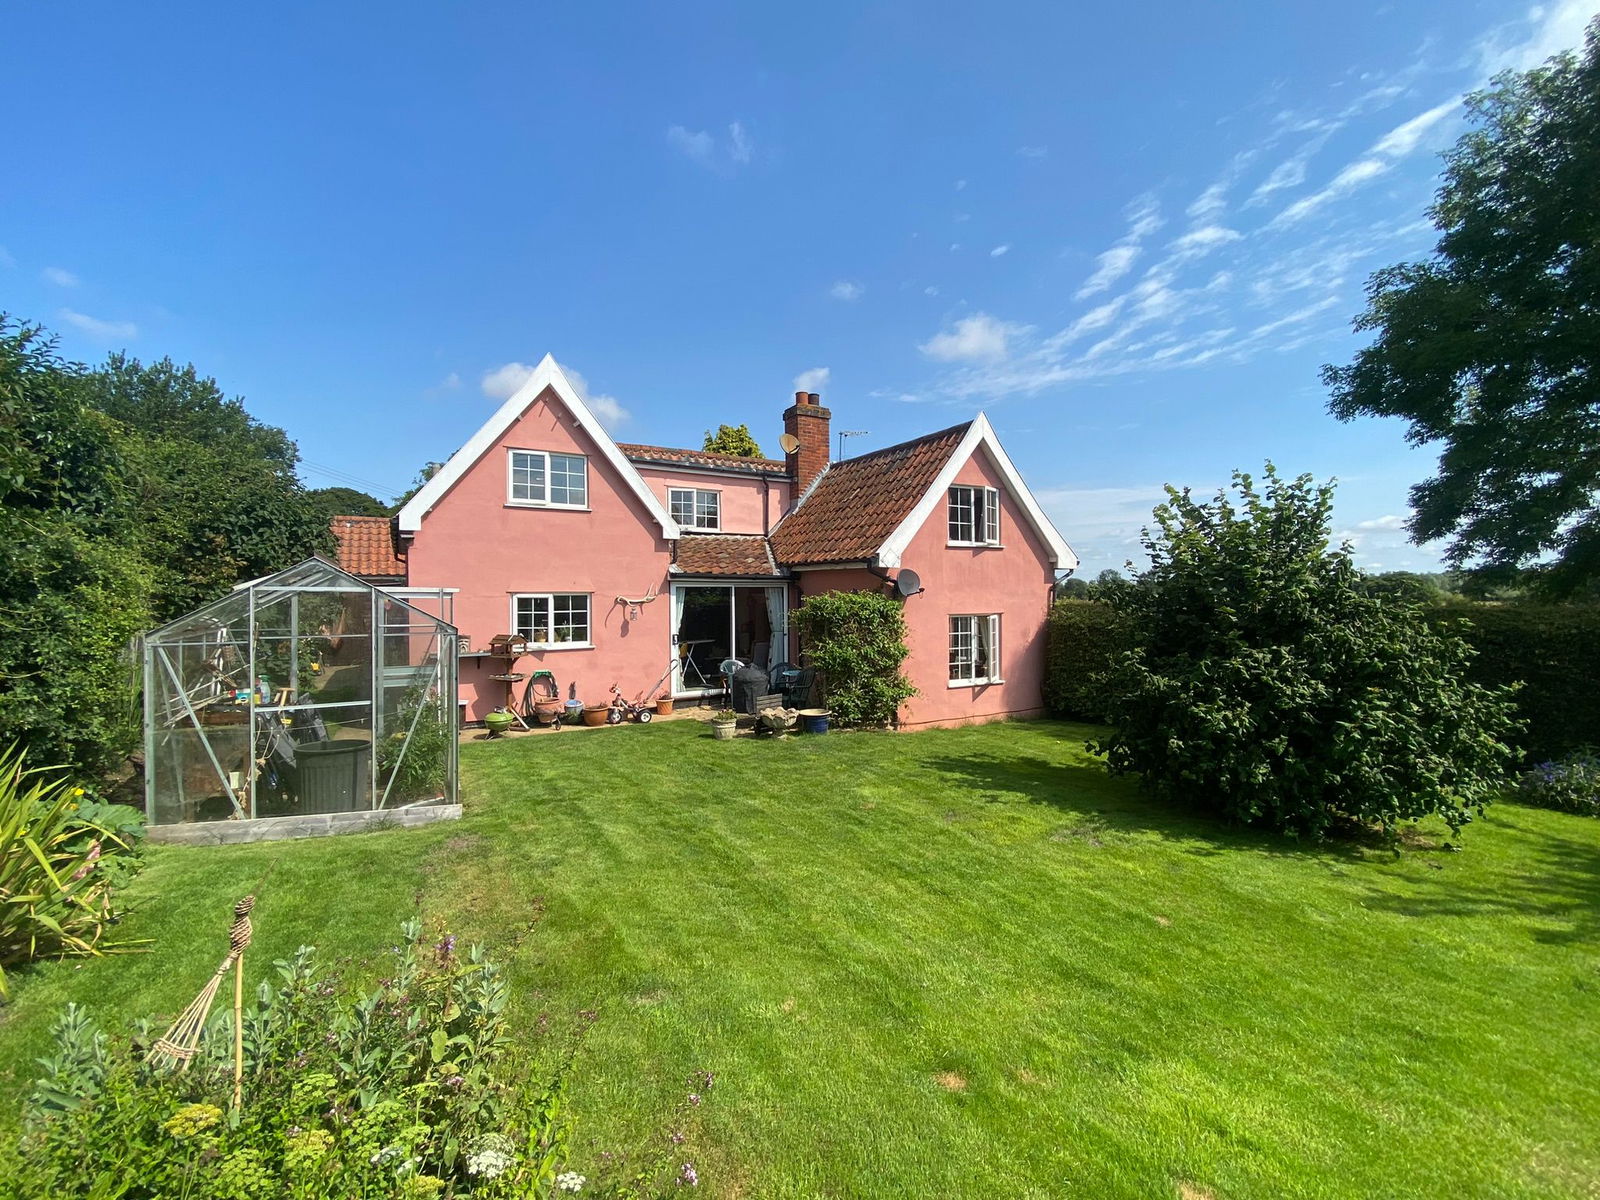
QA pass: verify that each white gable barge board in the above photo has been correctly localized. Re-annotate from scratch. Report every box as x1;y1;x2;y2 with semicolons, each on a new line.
397;355;681;539
875;413;1077;570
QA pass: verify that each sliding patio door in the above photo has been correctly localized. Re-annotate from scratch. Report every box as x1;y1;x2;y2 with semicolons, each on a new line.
671;584;787;695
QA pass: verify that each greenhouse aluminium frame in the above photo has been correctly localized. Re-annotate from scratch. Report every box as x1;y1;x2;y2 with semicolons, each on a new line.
141;557;458;827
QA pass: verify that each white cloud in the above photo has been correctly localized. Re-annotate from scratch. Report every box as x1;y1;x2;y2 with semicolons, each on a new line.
918;313;1028;363
1017;145;1049;159
793;366;831;392
1186;180;1229;224
954;178;967;190
667;121;756;171
1357;513;1407;530
1168;225;1243;257
481;361;536;400
1477;0;1594;74
924;285;939;296
728;121;753;165
990;244;1010;257
41;266;78;287
58;308;135;340
438;371;462;390
559;365;631;431
1371;99;1459;157
1246;130;1334;205
666;125;715;164
1075;193;1164;299
829;280;864;301
1075;244;1141;299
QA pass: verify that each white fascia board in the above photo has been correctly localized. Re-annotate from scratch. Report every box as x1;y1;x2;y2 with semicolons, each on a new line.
396;354;681;539
874;413;1077;570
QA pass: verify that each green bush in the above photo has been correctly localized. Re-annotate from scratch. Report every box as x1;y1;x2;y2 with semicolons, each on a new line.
1043;600;1132;721
791;591;915;727
1428;602;1600;761
1095;467;1521;839
0;745;145;999
15;921;715;1198
1508;753;1600;816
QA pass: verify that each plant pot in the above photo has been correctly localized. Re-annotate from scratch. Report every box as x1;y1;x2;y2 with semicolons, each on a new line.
711;719;737;741
799;708;830;734
655;698;675;715
581;705;610;727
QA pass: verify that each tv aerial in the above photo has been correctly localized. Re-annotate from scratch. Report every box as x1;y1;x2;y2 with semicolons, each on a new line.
837;430;870;459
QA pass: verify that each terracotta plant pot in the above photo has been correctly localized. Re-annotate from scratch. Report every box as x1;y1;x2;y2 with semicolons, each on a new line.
655;698;675;715
581;705;610;727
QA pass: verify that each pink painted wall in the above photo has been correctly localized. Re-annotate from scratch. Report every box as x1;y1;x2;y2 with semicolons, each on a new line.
632;465;789;535
404;386;676;720
895;446;1056;729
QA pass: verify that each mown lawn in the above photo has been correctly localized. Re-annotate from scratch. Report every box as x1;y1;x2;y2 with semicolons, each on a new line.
2;720;1598;1198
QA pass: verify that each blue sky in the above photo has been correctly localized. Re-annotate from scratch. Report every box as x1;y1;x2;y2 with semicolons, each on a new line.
3;1;1593;575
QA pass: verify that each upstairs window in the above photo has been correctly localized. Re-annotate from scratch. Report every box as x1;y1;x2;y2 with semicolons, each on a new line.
669;487;721;530
948;485;1000;545
512;593;592;647
508;450;587;507
949;614;1001;685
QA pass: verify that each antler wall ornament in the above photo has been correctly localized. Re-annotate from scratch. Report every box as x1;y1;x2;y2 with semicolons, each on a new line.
615;585;659;619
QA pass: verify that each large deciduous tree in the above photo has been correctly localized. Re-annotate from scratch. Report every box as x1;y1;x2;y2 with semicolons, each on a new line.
702;423;764;458
1323;23;1600;594
1095;466;1520;839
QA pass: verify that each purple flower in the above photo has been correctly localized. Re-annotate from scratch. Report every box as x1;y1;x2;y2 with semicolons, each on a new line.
669;1131;685;1145
687;1093;701;1106
677;1162;698;1187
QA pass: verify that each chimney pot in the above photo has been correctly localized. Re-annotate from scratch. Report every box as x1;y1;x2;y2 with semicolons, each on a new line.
795;390;807;405
807;392;820;405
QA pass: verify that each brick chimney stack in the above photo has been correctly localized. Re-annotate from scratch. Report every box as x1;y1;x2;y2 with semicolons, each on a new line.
783;390;831;492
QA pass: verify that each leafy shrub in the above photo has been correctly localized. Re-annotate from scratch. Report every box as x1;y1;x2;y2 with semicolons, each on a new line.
1427;602;1600;761
15;920;715;1198
378;686;452;804
1043;600;1132;721
1;744;145;998
1094;467;1522;839
1508;753;1600;816
791;591;915;727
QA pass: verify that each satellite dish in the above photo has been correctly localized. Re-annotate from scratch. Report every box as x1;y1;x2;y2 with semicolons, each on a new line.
778;432;800;454
894;568;923;598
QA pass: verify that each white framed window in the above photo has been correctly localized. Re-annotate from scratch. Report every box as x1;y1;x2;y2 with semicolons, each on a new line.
669;487;721;530
512;593;592;648
949;614;1001;685
948;485;1000;545
508;450;588;507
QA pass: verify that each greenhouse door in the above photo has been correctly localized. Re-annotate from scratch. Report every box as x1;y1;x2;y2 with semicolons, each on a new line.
671;584;786;697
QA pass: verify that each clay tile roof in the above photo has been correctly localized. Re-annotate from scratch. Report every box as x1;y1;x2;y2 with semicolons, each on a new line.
330;515;406;579
618;442;790;476
672;533;782;577
770;422;971;566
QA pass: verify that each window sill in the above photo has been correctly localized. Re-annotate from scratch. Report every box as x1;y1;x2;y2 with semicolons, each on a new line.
525;643;594;652
947;541;1003;549
505;502;591;512
948;677;1003;689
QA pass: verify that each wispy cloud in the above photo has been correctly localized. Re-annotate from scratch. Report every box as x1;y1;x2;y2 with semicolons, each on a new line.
41;266;79;287
954;178;967;190
829;280;864;301
58;308;135;340
1017;145;1049;159
481;362;536;400
478;361;630;430
1075;194;1164;299
990;244;1010;257
667;122;756;172
794;366;831;392
1246;128;1335;206
919;313;1030;363
1476;0;1594;74
1271;98;1459;226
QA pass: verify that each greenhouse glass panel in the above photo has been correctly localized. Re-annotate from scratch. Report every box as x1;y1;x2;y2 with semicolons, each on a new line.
142;558;458;828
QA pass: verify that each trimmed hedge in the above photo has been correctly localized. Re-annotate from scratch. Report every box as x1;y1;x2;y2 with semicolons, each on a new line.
1043;599;1131;722
1431;603;1600;761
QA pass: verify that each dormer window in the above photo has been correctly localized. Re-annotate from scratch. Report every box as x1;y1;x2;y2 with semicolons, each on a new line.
508;449;587;508
948;485;1000;545
669;487;721;530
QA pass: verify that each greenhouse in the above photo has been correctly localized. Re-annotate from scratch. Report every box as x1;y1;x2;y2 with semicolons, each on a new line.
142;558;459;836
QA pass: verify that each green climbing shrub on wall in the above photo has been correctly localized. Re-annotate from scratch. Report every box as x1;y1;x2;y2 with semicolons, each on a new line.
791;591;915;727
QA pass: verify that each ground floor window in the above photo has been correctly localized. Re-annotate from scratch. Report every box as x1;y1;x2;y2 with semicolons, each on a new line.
512;593;592;647
949;614;1001;684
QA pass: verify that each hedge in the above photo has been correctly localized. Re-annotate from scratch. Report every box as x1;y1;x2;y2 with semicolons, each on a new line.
1043;599;1131;722
1430;602;1600;761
